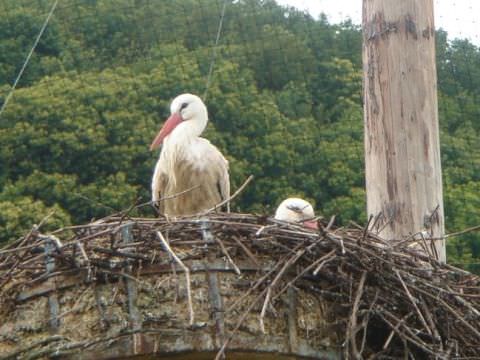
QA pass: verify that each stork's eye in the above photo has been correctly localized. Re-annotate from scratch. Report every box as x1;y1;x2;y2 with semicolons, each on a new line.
286;204;309;213
180;102;188;110
287;205;303;213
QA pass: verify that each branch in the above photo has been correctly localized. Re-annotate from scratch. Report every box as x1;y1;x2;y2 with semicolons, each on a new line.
156;231;194;326
201;175;253;215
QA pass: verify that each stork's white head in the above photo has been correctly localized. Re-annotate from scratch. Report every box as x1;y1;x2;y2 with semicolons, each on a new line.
274;198;318;230
150;93;208;150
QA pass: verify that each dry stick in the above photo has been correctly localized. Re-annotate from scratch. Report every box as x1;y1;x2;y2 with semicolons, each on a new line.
408;282;480;341
51;287;91;322
0;243;46;255
330;238;399;269
0;258;22;291
325;215;336;231
382;312;414;350
313;250;336;275
156;231;194;326
378;309;443;357
98;269;145;285
325;232;347;254
346;271;367;359
394;269;432;336
215;238;241;275
0;211;56;269
382;309;432;351
95;198;141;225
74;229;112;244
76;241;92;281
445;224;480;238
94;186;202;223
214;287;269;360
419;299;443;348
255;225;274;236
268;224;321;238
430;235;440;262
360;215;374;245
375;211;396;235
0;335;66;360
447;286;480;317
224;263;278;313
50;223;115;235
151;185;201;208
417;231;436;260
225;243;305;314
175;219;261;229
359;290;379;355
92;247;150;261
259;247;307;333
18;211;56;249
74;193;117;213
115;197;142;227
272;250;336;302
230;235;260;267
201;175;254;215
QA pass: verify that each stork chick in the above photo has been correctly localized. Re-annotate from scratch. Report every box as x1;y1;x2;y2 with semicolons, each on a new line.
274;198;318;230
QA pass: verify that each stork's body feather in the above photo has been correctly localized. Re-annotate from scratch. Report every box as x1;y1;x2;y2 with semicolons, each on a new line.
152;138;229;216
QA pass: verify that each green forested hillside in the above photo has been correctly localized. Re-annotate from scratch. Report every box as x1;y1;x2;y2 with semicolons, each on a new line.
0;0;479;271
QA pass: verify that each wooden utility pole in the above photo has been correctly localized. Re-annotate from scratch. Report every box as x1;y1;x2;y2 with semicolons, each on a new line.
362;0;446;262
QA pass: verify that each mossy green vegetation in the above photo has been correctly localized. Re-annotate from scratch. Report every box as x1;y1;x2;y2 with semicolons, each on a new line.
0;0;479;271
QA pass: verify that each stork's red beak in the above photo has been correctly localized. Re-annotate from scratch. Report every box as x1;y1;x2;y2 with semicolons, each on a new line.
303;220;318;230
150;112;183;150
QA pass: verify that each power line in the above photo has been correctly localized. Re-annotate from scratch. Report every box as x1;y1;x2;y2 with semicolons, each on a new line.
203;0;228;101
0;0;59;118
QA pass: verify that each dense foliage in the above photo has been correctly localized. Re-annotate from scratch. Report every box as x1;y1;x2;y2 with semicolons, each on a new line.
0;0;479;271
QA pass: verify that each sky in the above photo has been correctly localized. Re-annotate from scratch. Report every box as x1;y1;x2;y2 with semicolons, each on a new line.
276;0;480;45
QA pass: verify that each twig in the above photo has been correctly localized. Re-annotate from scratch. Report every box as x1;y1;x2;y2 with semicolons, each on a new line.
156;231;194;326
73;193;117;212
378;308;443;357
394;269;432;336
419;300;442;346
445;224;480;239
92;247;150;261
215;288;268;360
360;215;373;244
0;335;66;360
152;185;201;207
347;271;367;359
0;243;44;255
201;175;253;215
273;249;336;302
382;312;413;350
259;248;306;333
215;237;241;275
326;215;336;231
230;235;260;267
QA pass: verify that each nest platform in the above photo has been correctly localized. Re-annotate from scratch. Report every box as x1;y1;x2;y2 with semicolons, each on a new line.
0;213;479;359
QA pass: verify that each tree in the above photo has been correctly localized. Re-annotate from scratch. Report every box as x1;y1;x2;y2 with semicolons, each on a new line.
0;0;479;274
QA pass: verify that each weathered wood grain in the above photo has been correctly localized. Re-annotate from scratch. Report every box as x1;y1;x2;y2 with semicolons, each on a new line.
362;0;446;261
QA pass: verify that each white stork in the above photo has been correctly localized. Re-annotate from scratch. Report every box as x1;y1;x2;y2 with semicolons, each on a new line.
274;198;318;230
150;93;230;216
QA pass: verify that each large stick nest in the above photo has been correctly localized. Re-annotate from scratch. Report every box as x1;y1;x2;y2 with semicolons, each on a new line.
0;213;479;359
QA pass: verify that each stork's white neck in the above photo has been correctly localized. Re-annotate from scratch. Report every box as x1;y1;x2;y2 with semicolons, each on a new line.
165;104;208;147
159;110;208;186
